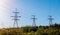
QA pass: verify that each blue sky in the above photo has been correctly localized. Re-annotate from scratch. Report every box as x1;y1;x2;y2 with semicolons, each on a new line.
0;0;60;28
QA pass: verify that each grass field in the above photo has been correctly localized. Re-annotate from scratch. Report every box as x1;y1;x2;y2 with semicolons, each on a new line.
0;23;60;35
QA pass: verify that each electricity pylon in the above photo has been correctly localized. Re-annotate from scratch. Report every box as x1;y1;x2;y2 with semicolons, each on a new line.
11;8;21;28
31;15;37;27
48;15;54;25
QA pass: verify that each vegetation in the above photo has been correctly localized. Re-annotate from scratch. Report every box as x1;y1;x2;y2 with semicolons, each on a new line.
0;23;60;35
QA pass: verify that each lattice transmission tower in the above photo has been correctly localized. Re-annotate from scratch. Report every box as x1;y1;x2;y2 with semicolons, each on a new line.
31;15;37;27
11;8;21;28
48;15;54;25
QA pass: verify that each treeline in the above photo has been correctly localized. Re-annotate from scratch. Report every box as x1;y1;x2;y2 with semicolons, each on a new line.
0;23;60;35
22;23;60;32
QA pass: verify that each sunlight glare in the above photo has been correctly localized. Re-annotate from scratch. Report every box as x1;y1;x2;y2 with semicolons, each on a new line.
0;0;9;28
